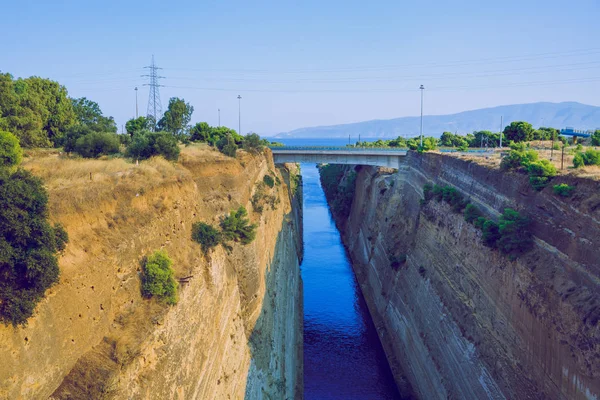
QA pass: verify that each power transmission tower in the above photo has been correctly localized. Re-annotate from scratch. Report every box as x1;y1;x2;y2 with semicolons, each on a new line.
142;55;164;130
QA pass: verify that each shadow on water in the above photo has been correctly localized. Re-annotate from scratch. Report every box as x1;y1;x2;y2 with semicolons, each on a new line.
301;164;404;400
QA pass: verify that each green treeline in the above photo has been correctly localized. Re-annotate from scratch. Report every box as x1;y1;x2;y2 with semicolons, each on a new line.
422;183;533;257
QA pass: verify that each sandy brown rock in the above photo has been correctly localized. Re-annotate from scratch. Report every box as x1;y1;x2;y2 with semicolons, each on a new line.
0;146;303;399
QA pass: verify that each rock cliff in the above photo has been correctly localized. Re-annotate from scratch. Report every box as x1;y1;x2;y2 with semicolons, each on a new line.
321;153;599;400
0;146;303;399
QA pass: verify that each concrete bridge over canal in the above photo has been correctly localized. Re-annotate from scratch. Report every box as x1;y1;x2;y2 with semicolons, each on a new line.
270;146;408;168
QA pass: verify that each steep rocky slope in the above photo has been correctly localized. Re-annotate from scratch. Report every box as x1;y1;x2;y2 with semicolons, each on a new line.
321;153;599;400
0;146;303;399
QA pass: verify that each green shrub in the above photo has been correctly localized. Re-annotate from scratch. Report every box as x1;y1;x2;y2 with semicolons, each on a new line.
243;133;264;153
220;206;257;245
464;203;482;223
497;208;533;255
126;130;180;161
263;174;275;188
573;149;600;168
553;183;575;197
0;130;23;168
527;160;557;191
482;220;500;247
74;132;120;158
592;130;600;146
474;216;487;230
573;153;585;168
423;183;434;202
216;135;238;157
191;222;221;252
0;168;69;326
432;184;444;202
141;250;178;305
500;144;539;170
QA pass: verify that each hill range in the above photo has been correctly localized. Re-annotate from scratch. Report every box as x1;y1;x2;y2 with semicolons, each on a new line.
275;102;600;139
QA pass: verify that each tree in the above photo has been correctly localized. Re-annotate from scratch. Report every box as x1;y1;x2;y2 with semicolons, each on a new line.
73;132;121;158
503;121;534;143
243;133;263;153
0;130;23;168
126;130;180;161
71;97;117;133
191;222;221;252
217;134;238;157
125;116;150;137
440;132;455;147
0;168;68;326
157;97;194;139
189;122;212;142
0;74;75;147
592;130;600;146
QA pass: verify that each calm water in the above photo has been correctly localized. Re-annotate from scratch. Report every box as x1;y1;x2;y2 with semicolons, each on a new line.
301;164;401;400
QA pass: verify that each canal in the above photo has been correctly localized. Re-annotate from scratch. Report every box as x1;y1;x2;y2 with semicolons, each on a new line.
301;164;402;400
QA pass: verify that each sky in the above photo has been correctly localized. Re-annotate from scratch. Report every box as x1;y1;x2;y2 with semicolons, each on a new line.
3;0;600;135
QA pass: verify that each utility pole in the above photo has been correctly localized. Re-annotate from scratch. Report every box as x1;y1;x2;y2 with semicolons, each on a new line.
218;109;220;127
420;85;425;147
135;87;138;118
142;55;165;130
237;95;242;135
499;116;503;148
551;129;555;160
561;145;565;170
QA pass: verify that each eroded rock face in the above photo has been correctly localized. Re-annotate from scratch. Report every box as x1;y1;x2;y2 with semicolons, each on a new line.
322;153;599;400
0;148;303;399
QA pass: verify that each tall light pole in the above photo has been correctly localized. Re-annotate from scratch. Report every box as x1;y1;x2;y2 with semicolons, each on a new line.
218;108;220;127
237;95;242;135
135;87;138;118
419;85;425;147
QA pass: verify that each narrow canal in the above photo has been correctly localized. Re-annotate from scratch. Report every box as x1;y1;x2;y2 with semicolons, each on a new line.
301;164;402;400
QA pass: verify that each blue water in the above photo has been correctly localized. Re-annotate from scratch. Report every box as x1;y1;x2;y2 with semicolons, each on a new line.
301;164;401;400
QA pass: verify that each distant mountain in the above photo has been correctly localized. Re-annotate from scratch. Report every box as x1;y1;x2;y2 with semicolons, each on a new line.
275;102;600;139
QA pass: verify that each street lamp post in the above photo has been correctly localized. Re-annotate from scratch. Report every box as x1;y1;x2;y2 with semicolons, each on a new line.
237;95;242;135
419;85;425;147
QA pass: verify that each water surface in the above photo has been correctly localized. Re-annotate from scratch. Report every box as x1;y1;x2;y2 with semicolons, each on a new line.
301;164;401;400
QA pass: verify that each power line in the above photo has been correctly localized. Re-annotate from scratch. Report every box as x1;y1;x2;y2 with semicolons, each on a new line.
142;55;165;129
160;47;600;74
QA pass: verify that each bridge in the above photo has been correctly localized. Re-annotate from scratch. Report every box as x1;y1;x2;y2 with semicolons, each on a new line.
269;146;408;168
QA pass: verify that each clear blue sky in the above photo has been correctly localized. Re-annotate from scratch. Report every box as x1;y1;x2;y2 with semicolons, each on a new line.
3;0;600;135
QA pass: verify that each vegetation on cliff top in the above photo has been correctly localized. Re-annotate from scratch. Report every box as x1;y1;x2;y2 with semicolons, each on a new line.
141;250;178;305
0;131;69;326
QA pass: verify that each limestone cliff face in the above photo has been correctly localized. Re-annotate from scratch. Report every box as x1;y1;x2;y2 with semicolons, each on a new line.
0;147;303;399
321;153;599;400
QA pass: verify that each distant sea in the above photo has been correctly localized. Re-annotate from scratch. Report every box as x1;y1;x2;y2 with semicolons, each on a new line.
264;137;355;147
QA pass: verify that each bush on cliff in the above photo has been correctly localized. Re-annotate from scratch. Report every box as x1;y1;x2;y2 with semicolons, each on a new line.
573;148;600;168
527;159;557;191
553;183;575;197
191;222;221;252
497;208;533;255
73;131;121;158
126;130;180;161
220;206;257;245
0;168;69;326
141;250;178;305
463;203;482;223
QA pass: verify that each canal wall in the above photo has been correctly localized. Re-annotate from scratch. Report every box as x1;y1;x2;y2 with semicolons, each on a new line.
0;148;303;399
321;152;600;400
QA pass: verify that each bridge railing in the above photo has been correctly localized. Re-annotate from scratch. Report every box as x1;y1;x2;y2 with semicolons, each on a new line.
269;145;492;154
268;146;408;151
